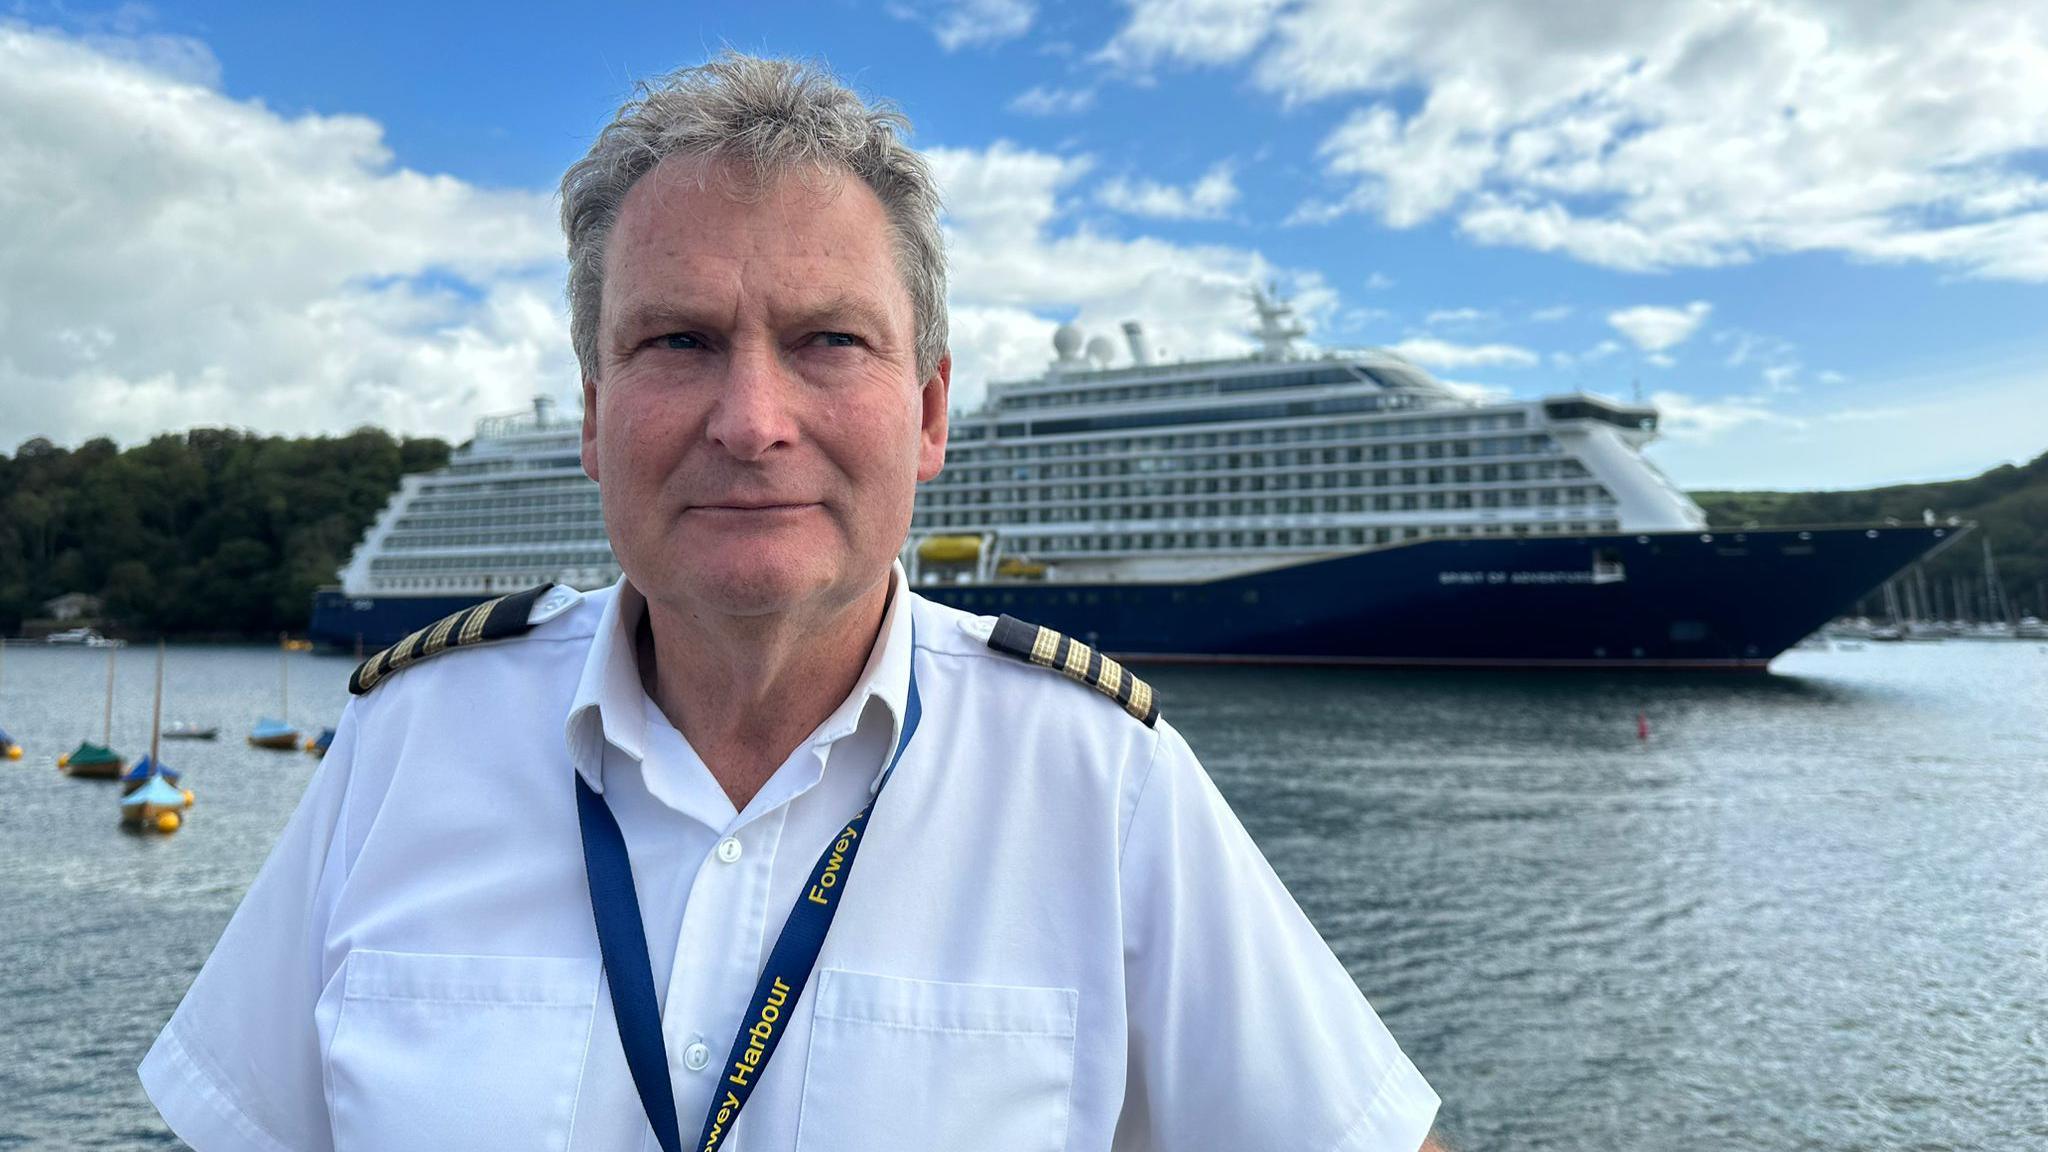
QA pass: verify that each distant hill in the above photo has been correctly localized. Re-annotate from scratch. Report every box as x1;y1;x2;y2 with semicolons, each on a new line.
0;429;451;638
1693;449;2048;620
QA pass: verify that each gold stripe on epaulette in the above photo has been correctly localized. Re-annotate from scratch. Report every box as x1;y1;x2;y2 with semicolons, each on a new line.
1030;625;1059;665
1096;658;1124;700
1063;637;1092;678
421;610;462;658
390;624;433;670
459;596;503;644
357;646;392;691
1125;678;1154;725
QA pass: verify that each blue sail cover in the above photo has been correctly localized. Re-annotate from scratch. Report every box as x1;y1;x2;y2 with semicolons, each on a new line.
312;727;336;753
123;755;181;786
0;727;14;747
250;717;298;739
122;773;186;809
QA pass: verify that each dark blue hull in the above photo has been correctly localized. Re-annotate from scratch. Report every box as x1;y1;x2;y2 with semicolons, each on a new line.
311;525;1960;669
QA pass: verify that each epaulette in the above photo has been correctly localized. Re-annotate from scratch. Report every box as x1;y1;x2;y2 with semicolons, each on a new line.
985;615;1159;727
348;583;568;696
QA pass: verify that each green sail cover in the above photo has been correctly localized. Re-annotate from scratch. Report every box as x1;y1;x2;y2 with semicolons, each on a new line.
67;741;122;766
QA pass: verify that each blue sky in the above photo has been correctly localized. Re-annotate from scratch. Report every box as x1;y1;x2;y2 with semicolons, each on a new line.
3;0;2045;490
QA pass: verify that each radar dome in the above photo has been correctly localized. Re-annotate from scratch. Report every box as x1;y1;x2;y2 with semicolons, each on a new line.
1053;323;1084;361
1084;335;1118;366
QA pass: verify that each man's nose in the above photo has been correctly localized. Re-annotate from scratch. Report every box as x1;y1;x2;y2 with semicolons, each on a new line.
705;343;799;461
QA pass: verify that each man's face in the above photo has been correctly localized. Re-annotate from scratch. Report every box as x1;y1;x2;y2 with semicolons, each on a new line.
583;156;948;623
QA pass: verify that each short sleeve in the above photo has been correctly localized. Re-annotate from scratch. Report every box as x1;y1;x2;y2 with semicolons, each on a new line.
1114;721;1439;1152
138;701;362;1152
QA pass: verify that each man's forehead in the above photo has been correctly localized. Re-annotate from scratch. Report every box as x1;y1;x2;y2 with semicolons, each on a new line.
614;153;873;240
602;156;907;319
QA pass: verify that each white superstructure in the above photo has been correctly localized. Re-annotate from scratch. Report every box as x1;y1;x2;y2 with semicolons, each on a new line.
337;398;617;597
911;291;1705;582
338;294;1706;597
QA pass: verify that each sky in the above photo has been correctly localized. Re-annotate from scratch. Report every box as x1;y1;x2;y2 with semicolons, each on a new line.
2;0;2046;490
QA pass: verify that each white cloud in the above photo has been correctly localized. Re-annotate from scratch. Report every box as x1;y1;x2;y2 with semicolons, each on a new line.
1008;84;1095;115
1099;0;1285;67
1105;0;2048;280
1551;338;1622;369
1608;301;1712;353
1761;363;1801;392
1385;337;1537;369
1649;390;1798;441
1817;369;1847;385
0;23;1329;453
928;0;1037;50
1645;353;1677;369
1530;305;1573;322
1646;368;2048;489
0;23;569;450
927;143;1327;408
1097;162;1239;220
1424;306;1492;326
1364;271;1396;290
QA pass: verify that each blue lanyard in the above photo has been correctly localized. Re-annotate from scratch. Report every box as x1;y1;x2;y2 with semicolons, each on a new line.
576;637;922;1152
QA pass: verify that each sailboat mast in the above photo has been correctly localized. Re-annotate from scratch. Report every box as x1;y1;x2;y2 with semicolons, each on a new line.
150;640;165;766
103;642;117;746
280;633;290;721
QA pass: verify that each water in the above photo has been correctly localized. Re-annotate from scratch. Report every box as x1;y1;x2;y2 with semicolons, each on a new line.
2;641;2044;1150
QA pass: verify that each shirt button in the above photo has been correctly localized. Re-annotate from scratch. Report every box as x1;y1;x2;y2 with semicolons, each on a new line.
716;836;743;864
684;1041;711;1071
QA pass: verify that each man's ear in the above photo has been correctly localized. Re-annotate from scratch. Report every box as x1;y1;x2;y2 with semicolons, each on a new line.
580;375;601;484
917;354;951;484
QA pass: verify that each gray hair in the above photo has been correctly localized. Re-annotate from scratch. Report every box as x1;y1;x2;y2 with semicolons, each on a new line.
559;53;948;381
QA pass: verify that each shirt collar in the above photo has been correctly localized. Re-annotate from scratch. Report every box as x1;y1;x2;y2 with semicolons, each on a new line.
566;562;914;796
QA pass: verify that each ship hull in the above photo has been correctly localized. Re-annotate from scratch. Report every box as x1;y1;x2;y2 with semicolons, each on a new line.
312;525;1959;669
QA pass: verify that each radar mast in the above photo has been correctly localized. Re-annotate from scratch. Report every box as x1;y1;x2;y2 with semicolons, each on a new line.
1249;283;1305;361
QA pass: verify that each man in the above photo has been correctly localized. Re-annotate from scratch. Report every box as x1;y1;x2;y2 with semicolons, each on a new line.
142;53;1445;1151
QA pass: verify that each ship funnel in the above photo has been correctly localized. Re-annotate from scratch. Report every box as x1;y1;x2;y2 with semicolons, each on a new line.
1121;321;1152;367
533;395;556;426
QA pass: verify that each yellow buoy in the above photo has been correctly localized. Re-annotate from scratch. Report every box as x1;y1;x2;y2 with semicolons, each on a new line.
4;744;20;760
155;810;181;833
182;789;196;808
916;535;982;564
57;753;70;768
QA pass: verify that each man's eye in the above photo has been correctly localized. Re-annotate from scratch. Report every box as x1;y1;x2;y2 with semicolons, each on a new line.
660;333;703;350
813;332;859;348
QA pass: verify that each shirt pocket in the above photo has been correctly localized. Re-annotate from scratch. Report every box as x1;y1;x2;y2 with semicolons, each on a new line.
795;969;1078;1152
326;950;600;1152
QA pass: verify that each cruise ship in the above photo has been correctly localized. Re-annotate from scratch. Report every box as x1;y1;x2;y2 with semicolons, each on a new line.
310;294;1959;668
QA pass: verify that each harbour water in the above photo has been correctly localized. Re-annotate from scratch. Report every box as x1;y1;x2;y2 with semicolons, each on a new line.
1;640;2043;1149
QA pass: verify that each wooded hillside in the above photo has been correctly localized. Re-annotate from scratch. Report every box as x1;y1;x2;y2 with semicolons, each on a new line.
0;430;450;638
1694;449;2048;619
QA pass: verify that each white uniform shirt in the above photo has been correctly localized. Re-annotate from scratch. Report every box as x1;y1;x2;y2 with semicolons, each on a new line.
141;568;1439;1152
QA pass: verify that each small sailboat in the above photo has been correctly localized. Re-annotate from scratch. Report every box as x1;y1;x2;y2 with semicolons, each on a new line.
122;642;191;834
121;765;188;833
61;644;125;778
60;741;125;778
121;755;184;797
249;717;300;749
249;635;302;750
305;726;336;755
163;721;219;740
